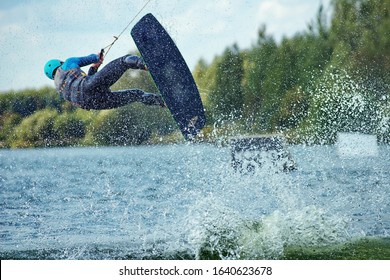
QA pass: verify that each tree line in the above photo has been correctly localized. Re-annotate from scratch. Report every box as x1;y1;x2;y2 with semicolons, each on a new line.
0;0;389;148
194;0;389;144
0;86;177;148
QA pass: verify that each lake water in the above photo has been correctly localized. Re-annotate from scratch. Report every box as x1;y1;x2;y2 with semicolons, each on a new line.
1;143;389;259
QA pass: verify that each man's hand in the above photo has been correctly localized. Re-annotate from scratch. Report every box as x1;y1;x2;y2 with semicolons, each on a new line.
92;50;104;69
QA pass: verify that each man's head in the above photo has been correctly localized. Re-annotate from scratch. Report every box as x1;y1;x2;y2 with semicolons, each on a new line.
44;59;63;80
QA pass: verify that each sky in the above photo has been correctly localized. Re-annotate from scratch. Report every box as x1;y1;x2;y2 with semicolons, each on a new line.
0;0;331;92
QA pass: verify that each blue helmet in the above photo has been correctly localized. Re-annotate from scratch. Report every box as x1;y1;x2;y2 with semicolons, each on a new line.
44;59;63;80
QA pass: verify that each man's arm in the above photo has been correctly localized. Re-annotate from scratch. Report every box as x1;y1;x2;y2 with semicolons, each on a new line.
77;54;100;67
61;54;100;71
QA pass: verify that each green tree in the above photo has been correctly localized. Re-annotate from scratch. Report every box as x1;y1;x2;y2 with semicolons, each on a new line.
209;44;244;122
11;109;59;147
329;0;390;82
241;26;278;131
271;5;333;130
89;103;171;146
0;113;22;147
53;113;86;145
193;58;219;124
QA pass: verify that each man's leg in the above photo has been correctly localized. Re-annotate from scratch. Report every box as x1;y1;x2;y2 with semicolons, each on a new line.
84;55;146;91
89;89;165;110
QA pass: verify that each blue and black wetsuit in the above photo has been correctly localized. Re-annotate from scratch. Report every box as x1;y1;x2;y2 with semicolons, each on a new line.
54;54;164;110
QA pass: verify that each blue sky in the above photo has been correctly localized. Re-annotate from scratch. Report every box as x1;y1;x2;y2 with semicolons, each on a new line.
0;0;331;92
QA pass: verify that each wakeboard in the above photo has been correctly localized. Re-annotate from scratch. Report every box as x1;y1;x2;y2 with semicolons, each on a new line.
131;13;206;140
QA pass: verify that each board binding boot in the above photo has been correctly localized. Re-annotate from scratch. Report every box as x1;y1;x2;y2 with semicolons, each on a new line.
141;93;166;107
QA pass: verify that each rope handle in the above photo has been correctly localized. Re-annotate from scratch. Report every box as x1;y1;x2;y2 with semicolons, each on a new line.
99;49;105;60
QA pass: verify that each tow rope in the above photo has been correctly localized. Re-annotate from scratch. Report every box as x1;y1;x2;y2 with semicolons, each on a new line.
101;0;152;59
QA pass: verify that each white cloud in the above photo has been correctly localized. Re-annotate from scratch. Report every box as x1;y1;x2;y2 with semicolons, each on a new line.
258;0;286;19
256;0;330;39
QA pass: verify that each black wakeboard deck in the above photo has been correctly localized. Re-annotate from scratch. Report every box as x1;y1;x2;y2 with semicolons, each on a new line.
131;13;206;140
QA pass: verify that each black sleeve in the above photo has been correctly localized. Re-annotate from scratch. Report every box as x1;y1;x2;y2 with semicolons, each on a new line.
88;66;98;76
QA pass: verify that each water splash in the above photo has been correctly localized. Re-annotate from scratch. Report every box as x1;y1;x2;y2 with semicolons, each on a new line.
186;196;352;259
181;146;355;260
293;69;389;144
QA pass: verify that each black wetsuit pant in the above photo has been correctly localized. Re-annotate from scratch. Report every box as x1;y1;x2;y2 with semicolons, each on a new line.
80;55;148;110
